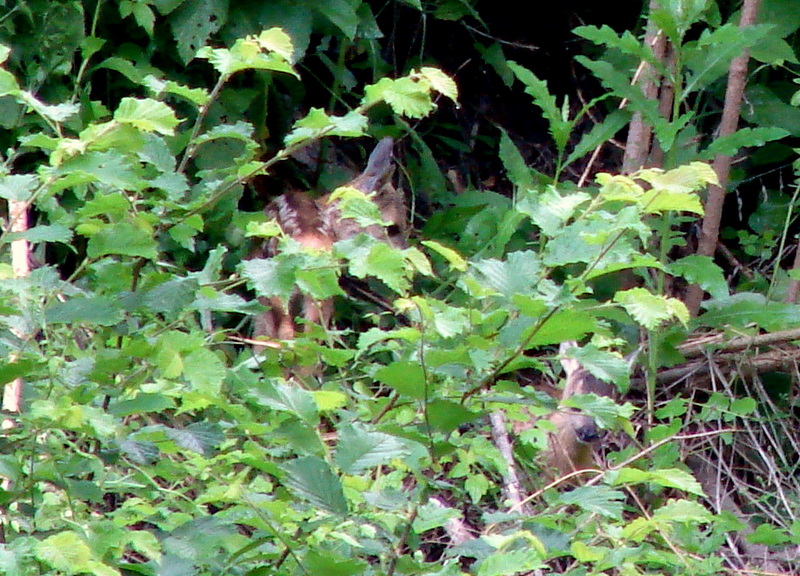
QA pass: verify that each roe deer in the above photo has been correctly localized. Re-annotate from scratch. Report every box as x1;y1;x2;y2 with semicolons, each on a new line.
252;137;407;345
543;342;617;480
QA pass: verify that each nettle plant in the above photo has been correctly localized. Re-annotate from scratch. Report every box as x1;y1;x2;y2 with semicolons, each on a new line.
0;25;736;576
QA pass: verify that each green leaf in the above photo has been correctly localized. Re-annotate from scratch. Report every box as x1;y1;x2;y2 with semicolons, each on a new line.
426;400;481;432
421;240;467;271
652;498;713;522
165;422;223;456
669;255;728;300
86;221;158;260
334;423;410;474
281;456;348;515
169;0;229;65
608;468;705;497
58;151;147;192
239;257;295;300
110;393;175;417
250;380;318;426
254;27;295;61
313;0;360;38
522;309;598;347
305;550;367;576
197;31;297;78
477;550;546;576
0;174;38;202
45;297;124;326
5;224;72;244
363;76;434;119
700;294;800;331
183;348;225;394
508;61;570;152
703;126;788;158
647;470;706;496
35;532;93;574
419;66;459;102
412;502;462;533
374;361;427;399
556;485;625;519
747;523;791;546
565;109;630;168
114;97;180;135
614;287;690;329
498;127;534;191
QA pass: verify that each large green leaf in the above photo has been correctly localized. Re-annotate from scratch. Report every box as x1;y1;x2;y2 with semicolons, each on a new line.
334;422;410;474
281;456;348;515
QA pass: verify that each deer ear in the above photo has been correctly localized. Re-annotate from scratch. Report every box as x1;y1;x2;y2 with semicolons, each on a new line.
349;137;395;193
558;340;581;378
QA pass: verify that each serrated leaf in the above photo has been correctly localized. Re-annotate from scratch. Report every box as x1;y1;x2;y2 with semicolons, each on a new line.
412;502;462;533
239;257;295;300
565;109;630;167
119;438;160;465
59;151;147;191
374;361;427;399
498;127;534;190
35;532;93;573
312;390;347;411
45;297;124;326
170;0;228;65
114;97;180;135
334;423;409;474
653;498;713;522
86;221;158;259
522;309;598;347
508;61;567;151
5;224;72;244
0;174;38;202
250;380;318;425
183;348;225;394
747;523;791;546
165;422;224;456
614;287;689;329
477;549;545;576
421;240;467;271
669;255;728;300
556;485;625;519
363;76;434;119
419;66;459;102
426;399;481;432
110;393;175;417
255;27;295;62
647;469;705;496
700;294;800;331
704;126;788;158
281;456;348;515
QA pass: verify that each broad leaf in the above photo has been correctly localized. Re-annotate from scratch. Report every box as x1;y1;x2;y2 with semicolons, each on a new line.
281;456;348;515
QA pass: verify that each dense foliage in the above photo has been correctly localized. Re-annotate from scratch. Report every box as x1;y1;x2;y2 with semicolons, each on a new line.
1;1;800;575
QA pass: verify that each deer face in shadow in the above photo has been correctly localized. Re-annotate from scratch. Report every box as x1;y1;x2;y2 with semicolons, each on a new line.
542;343;618;481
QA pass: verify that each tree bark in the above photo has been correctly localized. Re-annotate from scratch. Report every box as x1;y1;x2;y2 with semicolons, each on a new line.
685;0;763;315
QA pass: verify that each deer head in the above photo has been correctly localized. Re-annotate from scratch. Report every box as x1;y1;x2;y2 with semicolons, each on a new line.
252;137;405;346
542;342;618;479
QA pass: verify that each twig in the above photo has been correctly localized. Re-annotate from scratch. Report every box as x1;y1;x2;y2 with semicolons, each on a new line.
488;411;531;514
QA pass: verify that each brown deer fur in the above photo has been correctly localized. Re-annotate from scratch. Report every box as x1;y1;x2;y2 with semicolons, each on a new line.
252;137;406;344
543;344;617;479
